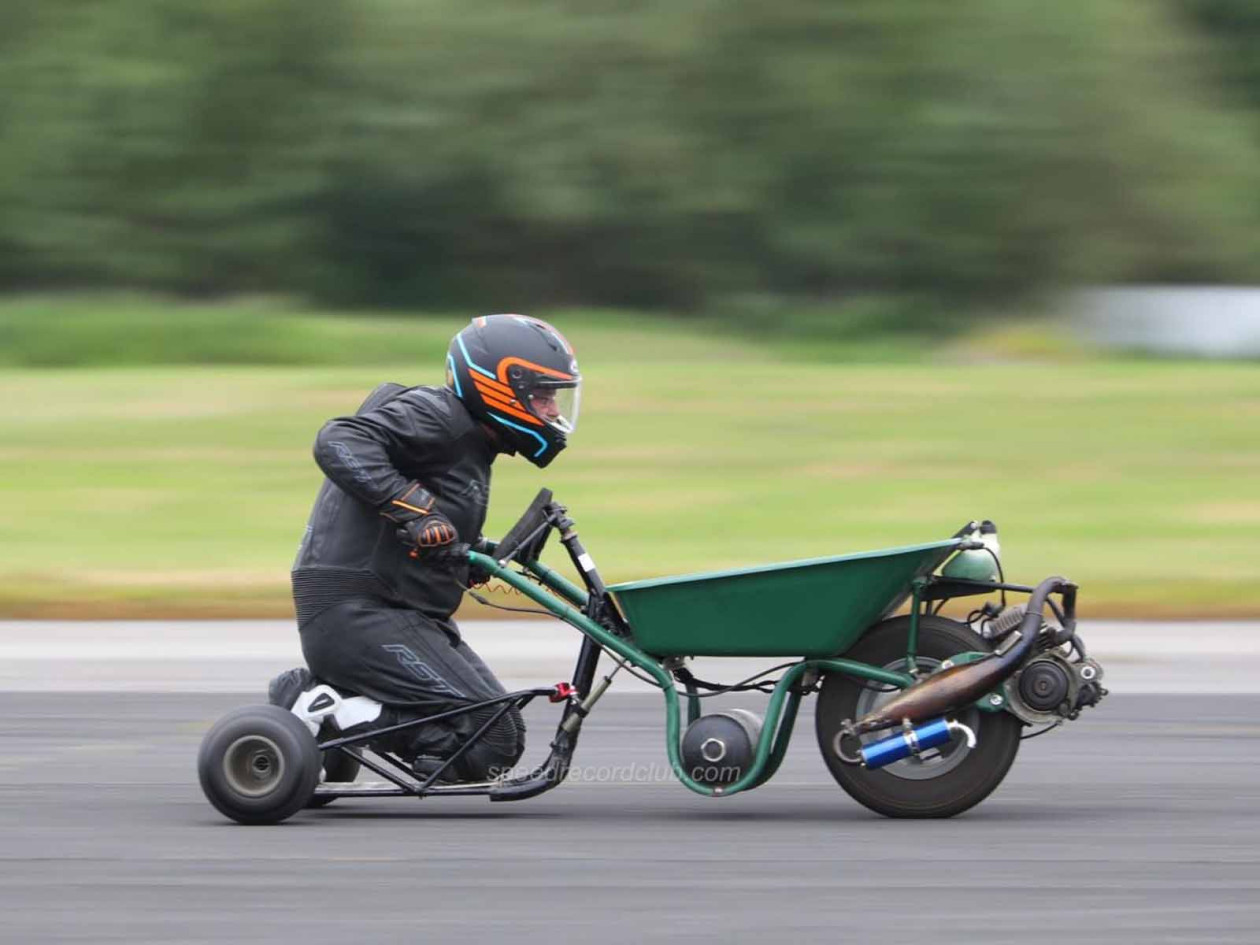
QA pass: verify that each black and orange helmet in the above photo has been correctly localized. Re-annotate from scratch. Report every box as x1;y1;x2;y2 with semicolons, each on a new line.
446;314;581;468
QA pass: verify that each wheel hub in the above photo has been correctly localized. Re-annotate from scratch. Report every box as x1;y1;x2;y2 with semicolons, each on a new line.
223;735;286;797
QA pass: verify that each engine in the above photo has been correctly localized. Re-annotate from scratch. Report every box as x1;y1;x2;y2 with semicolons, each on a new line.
1004;651;1106;725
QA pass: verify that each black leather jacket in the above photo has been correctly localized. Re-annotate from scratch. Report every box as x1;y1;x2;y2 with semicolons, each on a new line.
291;384;502;624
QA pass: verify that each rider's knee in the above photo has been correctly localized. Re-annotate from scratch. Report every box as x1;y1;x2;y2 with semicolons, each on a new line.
458;705;526;779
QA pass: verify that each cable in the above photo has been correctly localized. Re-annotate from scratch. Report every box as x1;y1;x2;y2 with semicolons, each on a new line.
600;654;632;683
460;581;557;618
1020;720;1063;741
672;661;804;699
615;660;666;689
981;546;1007;608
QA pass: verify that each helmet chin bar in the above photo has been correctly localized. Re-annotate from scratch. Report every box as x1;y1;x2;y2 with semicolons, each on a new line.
489;413;556;464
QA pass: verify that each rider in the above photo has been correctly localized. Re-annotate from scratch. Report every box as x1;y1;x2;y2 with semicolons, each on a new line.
269;314;581;781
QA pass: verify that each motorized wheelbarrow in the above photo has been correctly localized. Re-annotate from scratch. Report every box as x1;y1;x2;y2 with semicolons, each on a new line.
197;490;1105;823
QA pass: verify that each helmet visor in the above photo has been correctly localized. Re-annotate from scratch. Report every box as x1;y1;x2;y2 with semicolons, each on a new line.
528;382;580;435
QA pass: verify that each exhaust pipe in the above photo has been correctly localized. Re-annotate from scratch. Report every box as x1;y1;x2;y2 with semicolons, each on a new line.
850;576;1075;737
841;717;977;770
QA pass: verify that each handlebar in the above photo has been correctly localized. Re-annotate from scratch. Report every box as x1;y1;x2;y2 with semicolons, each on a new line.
492;488;556;565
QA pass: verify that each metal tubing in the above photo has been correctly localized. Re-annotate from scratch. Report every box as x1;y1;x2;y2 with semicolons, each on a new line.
470;550;922;798
523;560;590;607
344;746;424;793
751;689;804;789
567;635;603;699
920;577;1035;601
556;524;612;600
677;658;915;798
314;787;410;798
317;689;546;752
560;671;614;735
489;734;576;802
358;746;417;782
470;551;660;674
420;782;504;796
522;559;600;700
682;676;701;726
907;579;925;669
329;744;365;768
814;658;916;690
416;698;522;793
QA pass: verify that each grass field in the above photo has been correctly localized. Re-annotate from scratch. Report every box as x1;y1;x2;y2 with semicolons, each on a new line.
1;300;1258;618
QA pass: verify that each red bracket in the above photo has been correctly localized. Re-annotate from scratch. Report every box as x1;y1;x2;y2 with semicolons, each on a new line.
549;682;576;703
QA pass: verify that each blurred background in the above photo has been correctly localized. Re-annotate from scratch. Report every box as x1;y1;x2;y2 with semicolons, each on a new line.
1;0;1258;619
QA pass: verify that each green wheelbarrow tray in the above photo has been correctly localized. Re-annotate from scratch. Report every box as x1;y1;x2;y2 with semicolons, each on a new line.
608;538;962;658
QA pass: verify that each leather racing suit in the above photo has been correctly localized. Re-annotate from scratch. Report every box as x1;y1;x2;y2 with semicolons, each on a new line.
290;383;525;779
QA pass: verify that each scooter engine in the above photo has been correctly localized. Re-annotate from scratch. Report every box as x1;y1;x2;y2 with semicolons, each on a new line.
1005;651;1106;725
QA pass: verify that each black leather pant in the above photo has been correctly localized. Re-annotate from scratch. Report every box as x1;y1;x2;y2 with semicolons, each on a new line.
298;597;525;779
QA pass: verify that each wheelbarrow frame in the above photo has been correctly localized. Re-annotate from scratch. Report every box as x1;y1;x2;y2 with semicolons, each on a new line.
309;497;1076;804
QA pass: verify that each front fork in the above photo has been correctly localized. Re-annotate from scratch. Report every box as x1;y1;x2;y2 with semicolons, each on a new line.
491;506;625;799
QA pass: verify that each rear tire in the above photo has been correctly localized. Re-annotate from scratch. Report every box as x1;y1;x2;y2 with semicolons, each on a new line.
816;616;1021;818
198;705;320;825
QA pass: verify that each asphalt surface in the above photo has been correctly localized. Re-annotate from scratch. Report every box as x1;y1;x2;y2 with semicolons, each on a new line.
2;690;1258;944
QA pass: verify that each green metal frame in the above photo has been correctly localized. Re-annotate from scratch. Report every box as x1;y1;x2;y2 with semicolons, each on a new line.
906;578;926;670
471;551;916;798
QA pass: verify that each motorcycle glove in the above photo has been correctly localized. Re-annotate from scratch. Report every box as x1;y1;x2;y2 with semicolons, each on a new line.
382;483;459;551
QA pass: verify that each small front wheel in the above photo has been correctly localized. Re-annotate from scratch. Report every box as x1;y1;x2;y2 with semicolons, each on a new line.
198;705;321;825
816;616;1021;818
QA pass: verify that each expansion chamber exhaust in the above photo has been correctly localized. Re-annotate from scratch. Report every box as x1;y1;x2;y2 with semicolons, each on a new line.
849;576;1076;737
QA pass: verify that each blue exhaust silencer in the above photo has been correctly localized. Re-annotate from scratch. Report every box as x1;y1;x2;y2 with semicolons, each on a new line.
860;717;977;770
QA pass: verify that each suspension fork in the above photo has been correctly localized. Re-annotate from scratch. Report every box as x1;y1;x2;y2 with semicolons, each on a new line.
484;509;614;800
549;503;629;725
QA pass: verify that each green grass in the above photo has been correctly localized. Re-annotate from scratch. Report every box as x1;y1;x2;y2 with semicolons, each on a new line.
1;298;1258;618
0;294;939;367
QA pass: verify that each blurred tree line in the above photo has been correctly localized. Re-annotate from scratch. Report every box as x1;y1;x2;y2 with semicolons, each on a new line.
2;0;1259;327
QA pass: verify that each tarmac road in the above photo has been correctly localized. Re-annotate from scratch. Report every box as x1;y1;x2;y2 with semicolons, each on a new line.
1;689;1258;944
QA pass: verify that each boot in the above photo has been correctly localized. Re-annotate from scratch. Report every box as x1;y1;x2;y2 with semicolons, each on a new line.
411;755;463;785
267;666;314;710
267;666;343;744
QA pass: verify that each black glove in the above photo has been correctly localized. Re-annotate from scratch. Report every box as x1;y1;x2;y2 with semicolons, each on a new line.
396;514;458;554
415;542;472;574
467;537;494;586
382;483;459;556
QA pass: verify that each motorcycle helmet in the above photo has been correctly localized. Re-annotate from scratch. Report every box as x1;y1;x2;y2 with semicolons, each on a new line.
446;314;581;468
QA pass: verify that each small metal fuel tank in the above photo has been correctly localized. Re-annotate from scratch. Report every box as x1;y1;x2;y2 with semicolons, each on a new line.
681;709;763;785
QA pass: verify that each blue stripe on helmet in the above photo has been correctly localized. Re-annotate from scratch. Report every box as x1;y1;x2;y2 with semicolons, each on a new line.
456;332;497;380
490;414;549;459
445;353;463;399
